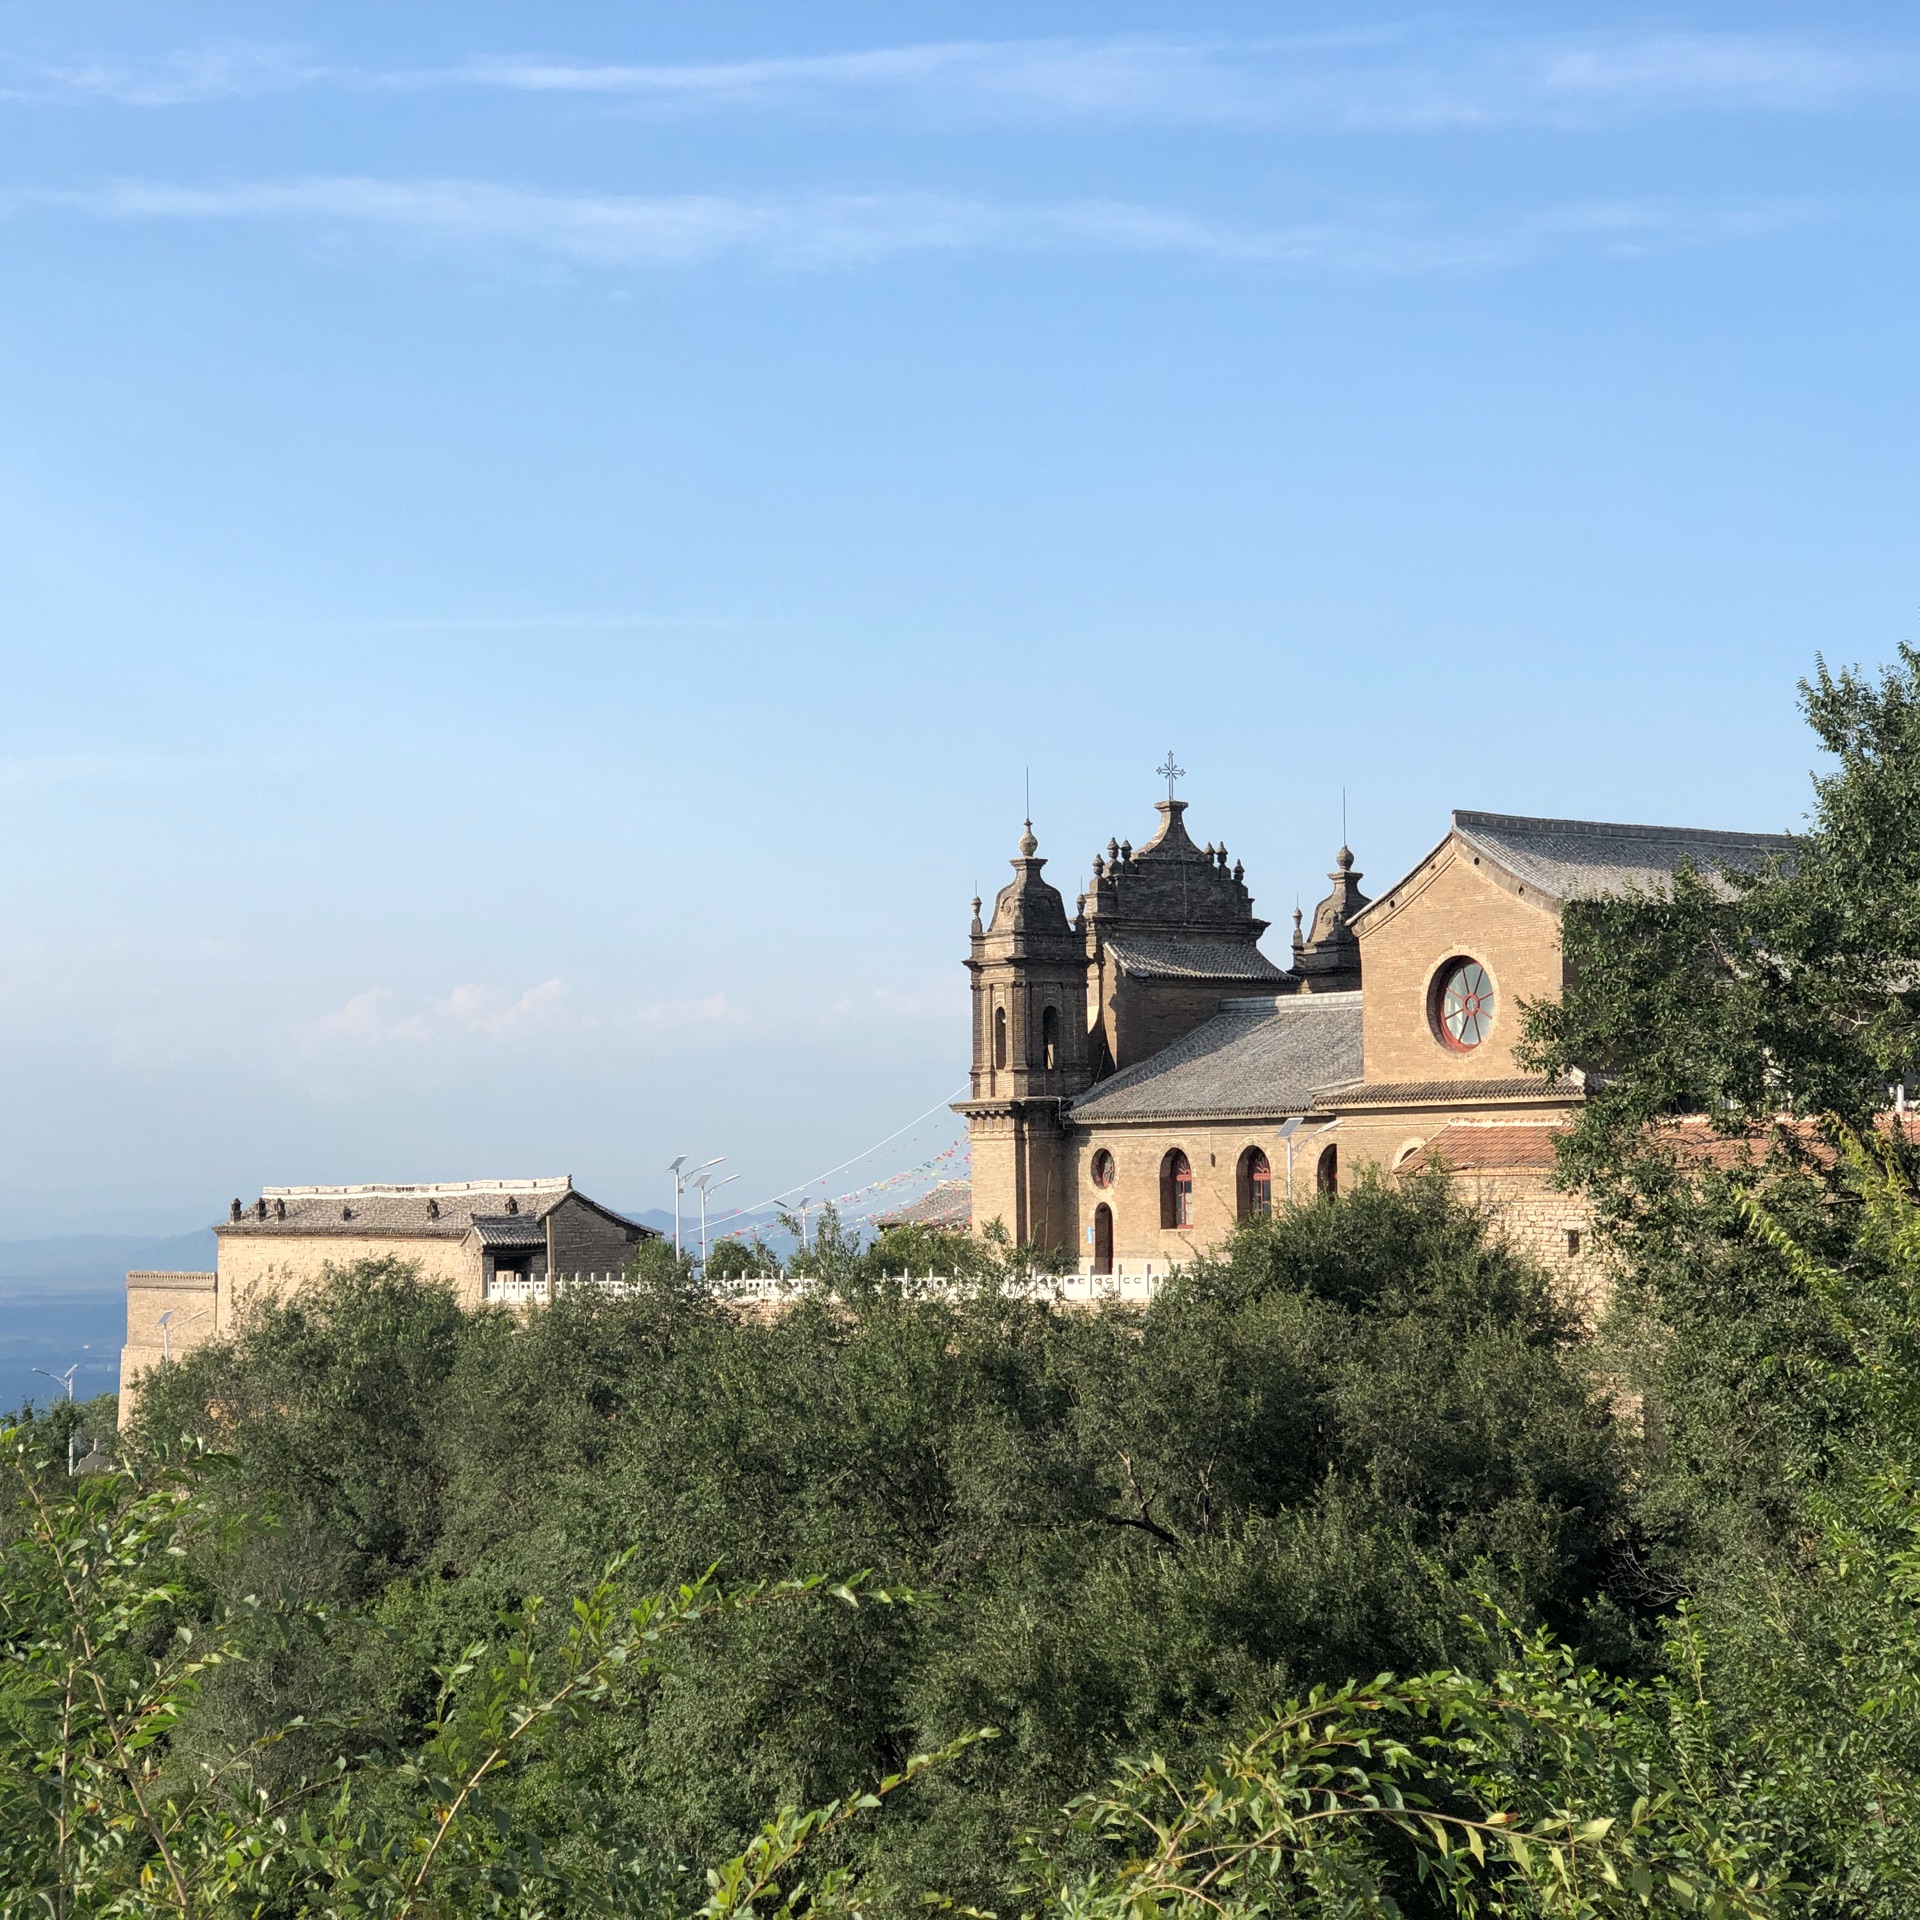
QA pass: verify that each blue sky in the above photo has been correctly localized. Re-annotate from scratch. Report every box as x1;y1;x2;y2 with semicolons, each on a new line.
1;2;1916;1235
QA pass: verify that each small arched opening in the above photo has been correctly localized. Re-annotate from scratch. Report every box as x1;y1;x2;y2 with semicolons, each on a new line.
1161;1149;1194;1229
1315;1142;1339;1199
1237;1146;1272;1220
1092;1202;1114;1274
1090;1148;1115;1189
1042;1004;1060;1071
993;1004;1008;1070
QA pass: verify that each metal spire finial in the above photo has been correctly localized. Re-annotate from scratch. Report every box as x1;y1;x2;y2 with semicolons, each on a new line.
1157;751;1185;801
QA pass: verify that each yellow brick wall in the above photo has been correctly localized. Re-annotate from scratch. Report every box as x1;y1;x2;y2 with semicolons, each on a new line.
1354;846;1564;1083
216;1233;481;1327
119;1271;218;1416
1073;1121;1324;1268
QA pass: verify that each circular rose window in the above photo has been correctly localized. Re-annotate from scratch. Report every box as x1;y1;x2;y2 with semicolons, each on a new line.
1433;959;1495;1050
1090;1149;1115;1189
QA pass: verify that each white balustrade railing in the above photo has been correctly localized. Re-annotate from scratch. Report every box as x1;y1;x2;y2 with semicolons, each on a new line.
486;1267;1169;1310
709;1267;1167;1307
485;1272;635;1306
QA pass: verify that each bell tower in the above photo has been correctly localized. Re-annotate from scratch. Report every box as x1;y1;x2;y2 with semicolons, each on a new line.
956;821;1091;1253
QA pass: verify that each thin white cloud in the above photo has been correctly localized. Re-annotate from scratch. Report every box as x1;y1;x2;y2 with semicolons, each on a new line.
34;174;1840;276
15;42;328;107
630;992;749;1031
433;30;1920;126
316;978;569;1044
6;29;1915;125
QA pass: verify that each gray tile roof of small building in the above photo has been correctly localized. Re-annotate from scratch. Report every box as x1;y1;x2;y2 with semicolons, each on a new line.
873;1179;973;1232
1071;993;1363;1123
1451;811;1793;904
471;1216;550;1249
214;1177;648;1240
1103;937;1290;984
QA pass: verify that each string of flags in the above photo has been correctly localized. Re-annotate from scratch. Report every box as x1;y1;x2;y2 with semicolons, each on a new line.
706;1129;971;1245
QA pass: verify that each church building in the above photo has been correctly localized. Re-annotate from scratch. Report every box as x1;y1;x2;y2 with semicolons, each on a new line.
957;787;1789;1281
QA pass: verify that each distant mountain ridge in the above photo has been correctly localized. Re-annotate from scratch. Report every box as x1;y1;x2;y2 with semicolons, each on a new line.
0;1232;219;1298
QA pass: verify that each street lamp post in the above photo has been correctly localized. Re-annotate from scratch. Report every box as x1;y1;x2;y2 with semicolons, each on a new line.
34;1363;80;1476
690;1171;740;1266
667;1155;724;1259
155;1307;210;1365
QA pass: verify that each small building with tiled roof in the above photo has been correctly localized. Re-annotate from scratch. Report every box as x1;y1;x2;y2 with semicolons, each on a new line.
955;787;1791;1285
120;1177;654;1412
872;1179;973;1233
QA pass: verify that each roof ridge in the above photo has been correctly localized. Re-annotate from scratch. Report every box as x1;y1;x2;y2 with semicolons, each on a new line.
261;1177;572;1198
1454;810;1793;846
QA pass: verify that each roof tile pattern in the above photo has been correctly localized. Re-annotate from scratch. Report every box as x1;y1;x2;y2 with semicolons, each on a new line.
1453;811;1792;904
1400;1124;1563;1174
1072;993;1362;1122
1104;937;1290;984
873;1180;973;1232
220;1180;591;1240
1328;1078;1580;1109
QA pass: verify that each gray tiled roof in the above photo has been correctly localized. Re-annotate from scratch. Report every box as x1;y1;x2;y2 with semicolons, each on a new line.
1319;1077;1580;1109
1452;811;1792;904
472;1216;549;1249
1071;993;1362;1123
1104;937;1289;984
873;1180;973;1232
219;1178;586;1239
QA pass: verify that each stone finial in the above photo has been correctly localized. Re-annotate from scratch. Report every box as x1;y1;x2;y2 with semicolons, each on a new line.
1091;855;1105;879
1018;820;1038;857
1233;859;1245;882
1292;904;1304;947
1119;840;1132;862
1107;838;1120;863
1337;845;1354;871
970;895;984;936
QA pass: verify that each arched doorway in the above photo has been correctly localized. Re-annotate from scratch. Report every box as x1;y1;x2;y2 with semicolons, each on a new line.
1093;1203;1113;1275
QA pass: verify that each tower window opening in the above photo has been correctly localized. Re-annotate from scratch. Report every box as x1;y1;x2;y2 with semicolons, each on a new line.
993;1004;1008;1070
1238;1147;1272;1219
1161;1150;1193;1229
1042;1004;1060;1071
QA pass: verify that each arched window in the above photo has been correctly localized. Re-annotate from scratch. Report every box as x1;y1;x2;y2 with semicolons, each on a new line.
1161;1149;1193;1229
1316;1143;1339;1198
1238;1147;1272;1219
1090;1148;1115;1189
1092;1202;1114;1275
993;1004;1008;1070
1042;1004;1060;1071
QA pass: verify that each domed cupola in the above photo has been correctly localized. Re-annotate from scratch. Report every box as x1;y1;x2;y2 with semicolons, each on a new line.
1291;845;1369;993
